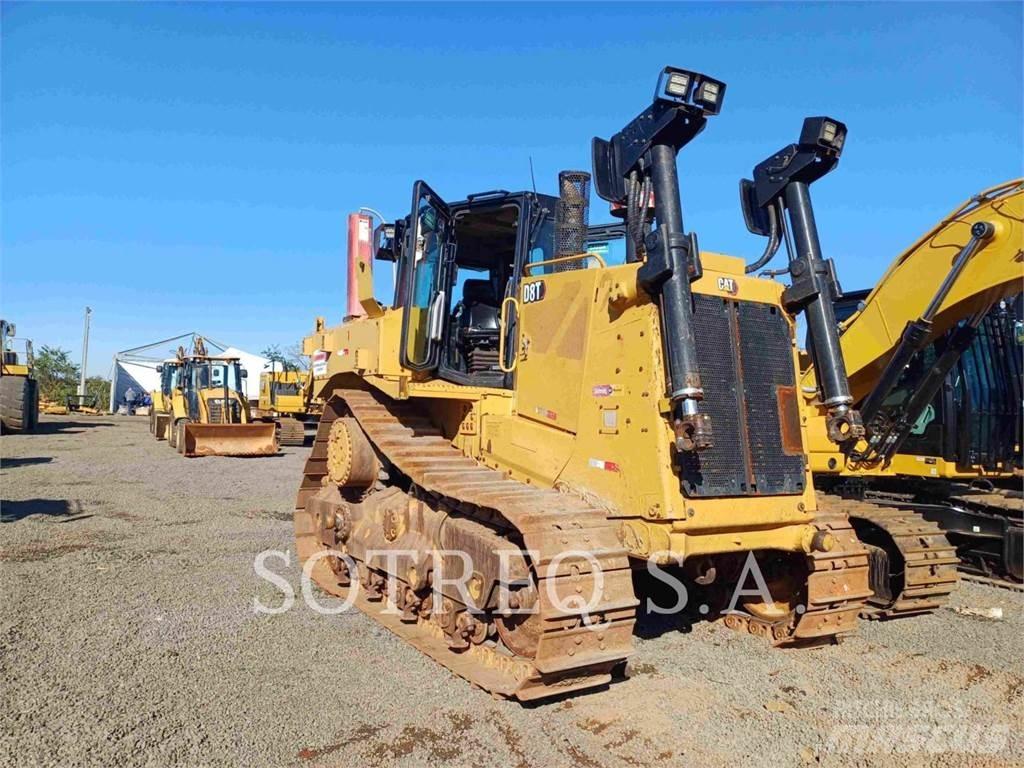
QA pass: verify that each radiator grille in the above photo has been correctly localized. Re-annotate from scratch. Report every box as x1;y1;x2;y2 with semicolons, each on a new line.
677;297;746;495
678;294;805;497
207;398;240;424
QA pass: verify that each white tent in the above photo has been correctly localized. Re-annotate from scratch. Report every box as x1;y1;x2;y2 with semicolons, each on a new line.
109;333;268;411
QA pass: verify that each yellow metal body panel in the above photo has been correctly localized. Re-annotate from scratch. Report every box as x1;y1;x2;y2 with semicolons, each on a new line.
805;179;1024;481
150;361;181;417
307;250;821;563
258;369;310;415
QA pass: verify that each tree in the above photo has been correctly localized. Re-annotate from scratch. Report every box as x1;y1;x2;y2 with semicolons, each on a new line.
85;376;111;410
261;345;297;373
285;343;308;372
35;346;79;403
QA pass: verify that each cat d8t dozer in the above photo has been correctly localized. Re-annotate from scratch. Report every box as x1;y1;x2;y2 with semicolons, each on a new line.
296;67;873;701
166;341;277;457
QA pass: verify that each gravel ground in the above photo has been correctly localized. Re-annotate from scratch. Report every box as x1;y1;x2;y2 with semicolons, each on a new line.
2;414;1022;767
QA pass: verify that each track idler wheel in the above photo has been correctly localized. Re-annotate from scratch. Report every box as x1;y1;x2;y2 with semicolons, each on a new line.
326;417;380;487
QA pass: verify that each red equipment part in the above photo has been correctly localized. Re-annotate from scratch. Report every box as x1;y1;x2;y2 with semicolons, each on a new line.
346;213;374;318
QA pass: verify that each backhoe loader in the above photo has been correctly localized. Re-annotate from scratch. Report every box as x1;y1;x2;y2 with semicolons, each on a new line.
149;358;181;440
256;365;321;446
0;319;39;434
800;181;1024;588
293;66;887;701
166;340;277;457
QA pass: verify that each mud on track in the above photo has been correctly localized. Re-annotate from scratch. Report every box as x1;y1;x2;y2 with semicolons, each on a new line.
2;415;1022;767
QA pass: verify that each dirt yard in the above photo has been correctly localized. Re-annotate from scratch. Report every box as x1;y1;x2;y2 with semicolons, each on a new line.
2;414;1022;767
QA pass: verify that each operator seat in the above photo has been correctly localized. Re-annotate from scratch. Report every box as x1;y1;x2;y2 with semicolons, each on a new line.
459;280;500;337
456;279;501;374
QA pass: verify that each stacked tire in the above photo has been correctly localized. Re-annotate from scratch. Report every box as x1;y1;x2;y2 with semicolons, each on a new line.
0;376;39;434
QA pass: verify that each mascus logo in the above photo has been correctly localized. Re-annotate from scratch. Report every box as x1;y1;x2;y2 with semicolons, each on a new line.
717;277;738;295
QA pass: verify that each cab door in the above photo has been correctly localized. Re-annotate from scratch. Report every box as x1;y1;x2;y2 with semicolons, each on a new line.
399;180;453;373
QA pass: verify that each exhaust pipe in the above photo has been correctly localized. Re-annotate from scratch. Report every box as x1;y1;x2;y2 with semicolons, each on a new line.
554;170;591;266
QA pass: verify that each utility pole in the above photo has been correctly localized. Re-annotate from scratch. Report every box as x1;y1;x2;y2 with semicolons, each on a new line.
78;307;92;397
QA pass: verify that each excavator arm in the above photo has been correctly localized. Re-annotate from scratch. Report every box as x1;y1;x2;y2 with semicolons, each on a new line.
804;179;1023;405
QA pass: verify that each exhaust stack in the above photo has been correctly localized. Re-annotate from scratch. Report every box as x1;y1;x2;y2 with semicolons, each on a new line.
555;170;591;261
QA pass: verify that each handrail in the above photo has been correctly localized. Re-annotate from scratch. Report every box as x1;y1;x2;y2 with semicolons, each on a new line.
498;296;520;373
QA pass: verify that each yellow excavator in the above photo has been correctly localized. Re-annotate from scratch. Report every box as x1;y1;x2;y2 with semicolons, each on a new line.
802;180;1024;587
0;319;39;434
149;358;181;440
166;340;277;457
257;365;321;446
293;67;891;701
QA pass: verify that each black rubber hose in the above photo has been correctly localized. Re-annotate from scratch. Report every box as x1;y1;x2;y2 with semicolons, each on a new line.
745;205;780;274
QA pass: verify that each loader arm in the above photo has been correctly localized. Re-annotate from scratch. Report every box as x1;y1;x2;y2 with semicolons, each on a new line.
802;179;1023;405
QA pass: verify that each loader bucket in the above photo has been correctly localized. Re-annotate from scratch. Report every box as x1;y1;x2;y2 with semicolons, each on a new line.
181;422;278;457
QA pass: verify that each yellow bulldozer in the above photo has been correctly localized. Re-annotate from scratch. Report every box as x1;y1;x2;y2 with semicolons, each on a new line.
802;180;1024;586
165;340;277;457
291;66;904;701
149;358;182;440
0;319;39;434
256;365;321;446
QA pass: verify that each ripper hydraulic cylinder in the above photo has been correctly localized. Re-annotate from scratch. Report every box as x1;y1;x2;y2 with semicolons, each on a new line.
740;117;863;443
592;66;726;451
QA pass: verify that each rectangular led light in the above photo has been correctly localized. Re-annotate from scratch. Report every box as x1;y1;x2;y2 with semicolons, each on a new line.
665;72;691;98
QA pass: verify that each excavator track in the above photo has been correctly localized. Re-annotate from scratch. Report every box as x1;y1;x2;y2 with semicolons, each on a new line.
826;480;1023;586
295;387;637;701
818;493;959;618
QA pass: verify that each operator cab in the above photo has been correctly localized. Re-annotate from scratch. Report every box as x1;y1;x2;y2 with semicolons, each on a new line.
387;183;560;388
157;360;181;397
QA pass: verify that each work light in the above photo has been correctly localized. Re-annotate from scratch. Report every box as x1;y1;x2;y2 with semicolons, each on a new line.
695;80;721;111
654;67;726;116
665;71;691;99
799;116;847;154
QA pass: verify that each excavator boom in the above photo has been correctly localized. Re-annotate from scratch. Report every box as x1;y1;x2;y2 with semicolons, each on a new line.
806;179;1023;404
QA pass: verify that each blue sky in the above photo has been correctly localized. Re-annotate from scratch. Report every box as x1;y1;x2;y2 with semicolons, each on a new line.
2;2;1021;376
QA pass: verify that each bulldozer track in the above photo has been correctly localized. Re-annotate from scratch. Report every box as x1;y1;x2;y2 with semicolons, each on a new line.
277;416;306;446
721;508;872;645
295;386;637;701
818;493;959;618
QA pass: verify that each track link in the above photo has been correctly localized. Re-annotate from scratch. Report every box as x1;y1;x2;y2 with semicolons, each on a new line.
277;416;306;446
720;509;872;644
818;493;959;618
295;387;637;701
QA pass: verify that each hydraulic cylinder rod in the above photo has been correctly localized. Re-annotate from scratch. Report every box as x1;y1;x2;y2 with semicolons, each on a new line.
785;181;858;440
650;142;710;448
859;221;995;430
